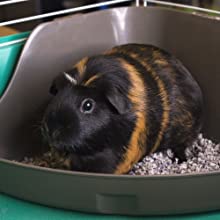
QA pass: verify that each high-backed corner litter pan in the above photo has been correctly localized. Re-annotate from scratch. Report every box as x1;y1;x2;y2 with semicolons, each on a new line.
0;6;220;216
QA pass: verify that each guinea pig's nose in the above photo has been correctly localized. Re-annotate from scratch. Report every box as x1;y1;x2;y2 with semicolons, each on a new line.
51;129;61;139
44;110;73;139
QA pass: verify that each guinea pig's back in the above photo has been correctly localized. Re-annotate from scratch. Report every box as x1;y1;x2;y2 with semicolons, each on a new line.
107;44;204;155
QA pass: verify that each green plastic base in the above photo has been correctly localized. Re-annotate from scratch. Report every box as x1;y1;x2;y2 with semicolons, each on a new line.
0;193;220;220
0;32;30;97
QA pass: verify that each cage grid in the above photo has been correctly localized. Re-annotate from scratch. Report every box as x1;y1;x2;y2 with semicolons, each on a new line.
0;0;220;216
0;0;220;28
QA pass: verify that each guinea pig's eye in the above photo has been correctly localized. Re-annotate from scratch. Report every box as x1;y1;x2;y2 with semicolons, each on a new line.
80;98;95;114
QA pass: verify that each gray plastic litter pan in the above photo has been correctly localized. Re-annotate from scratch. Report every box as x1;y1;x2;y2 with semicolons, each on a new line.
0;6;220;216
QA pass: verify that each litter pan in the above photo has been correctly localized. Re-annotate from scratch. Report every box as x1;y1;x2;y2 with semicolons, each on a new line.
0;6;220;216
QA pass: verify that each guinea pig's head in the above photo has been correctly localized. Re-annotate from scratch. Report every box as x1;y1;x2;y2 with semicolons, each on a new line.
41;56;136;157
42;84;106;154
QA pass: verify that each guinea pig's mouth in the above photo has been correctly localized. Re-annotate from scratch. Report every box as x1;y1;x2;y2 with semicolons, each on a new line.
40;127;76;153
50;141;95;156
50;141;76;153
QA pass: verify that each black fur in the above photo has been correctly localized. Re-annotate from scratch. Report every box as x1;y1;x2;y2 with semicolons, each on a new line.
42;44;204;173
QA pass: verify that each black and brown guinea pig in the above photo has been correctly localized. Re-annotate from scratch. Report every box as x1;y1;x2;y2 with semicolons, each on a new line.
41;44;204;174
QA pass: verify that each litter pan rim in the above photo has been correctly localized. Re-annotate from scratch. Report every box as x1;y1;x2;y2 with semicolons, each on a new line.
1;157;220;179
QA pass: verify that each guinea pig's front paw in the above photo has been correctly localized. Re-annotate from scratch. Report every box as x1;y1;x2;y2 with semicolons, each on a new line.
48;147;72;170
172;145;187;164
68;149;121;174
62;159;72;170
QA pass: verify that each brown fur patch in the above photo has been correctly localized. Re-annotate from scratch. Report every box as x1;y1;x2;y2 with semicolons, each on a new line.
154;59;168;66
104;48;118;55
83;74;101;86
129;53;138;59
173;104;193;129
153;50;168;65
140;47;146;51
114;59;148;174
75;57;88;77
153;50;176;83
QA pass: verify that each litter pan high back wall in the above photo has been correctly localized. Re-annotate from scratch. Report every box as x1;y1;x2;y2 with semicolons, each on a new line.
0;7;220;216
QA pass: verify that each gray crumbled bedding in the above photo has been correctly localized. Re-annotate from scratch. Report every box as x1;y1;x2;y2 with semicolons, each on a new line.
130;134;220;175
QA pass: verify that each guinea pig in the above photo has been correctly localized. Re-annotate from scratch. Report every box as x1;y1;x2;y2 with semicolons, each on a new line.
41;44;204;174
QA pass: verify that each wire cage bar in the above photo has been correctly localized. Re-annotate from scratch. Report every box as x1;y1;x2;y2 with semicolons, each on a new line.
1;0;220;27
0;0;133;26
145;0;220;15
0;0;220;47
0;0;28;7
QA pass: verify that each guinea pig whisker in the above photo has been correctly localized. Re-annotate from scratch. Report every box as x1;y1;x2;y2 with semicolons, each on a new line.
41;128;50;142
32;119;45;134
32;120;42;129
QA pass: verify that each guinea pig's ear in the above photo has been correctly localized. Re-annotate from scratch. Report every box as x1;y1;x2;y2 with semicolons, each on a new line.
49;73;67;95
49;71;77;95
105;87;130;114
